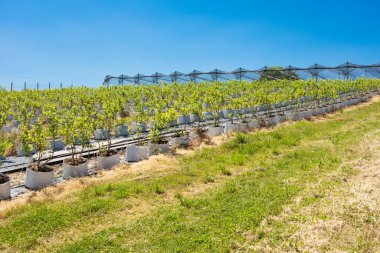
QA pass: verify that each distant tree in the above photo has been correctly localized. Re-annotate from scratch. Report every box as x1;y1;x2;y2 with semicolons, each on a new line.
259;66;299;81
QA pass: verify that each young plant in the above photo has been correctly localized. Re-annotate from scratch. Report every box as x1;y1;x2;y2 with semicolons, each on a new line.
149;109;176;144
60;108;80;165
97;97;119;155
0;133;11;163
25;116;51;171
0;108;8;131
44;105;61;154
187;82;205;129
203;82;226;127
74;106;94;160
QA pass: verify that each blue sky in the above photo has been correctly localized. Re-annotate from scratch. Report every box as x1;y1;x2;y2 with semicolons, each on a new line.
0;0;379;89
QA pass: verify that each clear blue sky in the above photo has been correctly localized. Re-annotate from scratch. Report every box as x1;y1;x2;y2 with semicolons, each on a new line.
1;0;379;89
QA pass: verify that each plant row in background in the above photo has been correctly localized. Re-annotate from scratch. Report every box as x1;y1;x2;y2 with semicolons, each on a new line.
0;79;379;199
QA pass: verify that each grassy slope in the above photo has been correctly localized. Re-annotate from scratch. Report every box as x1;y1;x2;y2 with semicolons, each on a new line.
246;129;380;252
1;100;380;252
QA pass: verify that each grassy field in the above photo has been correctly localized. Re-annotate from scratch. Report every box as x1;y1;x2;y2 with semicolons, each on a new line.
1;100;380;252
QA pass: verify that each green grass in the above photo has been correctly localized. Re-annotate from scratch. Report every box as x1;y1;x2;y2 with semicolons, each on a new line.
1;101;380;252
56;145;339;252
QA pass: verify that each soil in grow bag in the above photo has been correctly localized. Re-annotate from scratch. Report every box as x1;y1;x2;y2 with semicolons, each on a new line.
63;158;87;166
194;127;208;138
0;173;9;184
98;149;118;157
28;164;54;172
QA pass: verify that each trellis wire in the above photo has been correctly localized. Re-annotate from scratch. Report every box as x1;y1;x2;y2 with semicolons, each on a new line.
103;62;380;87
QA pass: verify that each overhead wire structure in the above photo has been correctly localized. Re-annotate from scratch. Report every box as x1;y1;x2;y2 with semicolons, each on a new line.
103;62;380;87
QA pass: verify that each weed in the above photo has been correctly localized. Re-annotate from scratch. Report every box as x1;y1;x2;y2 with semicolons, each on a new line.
203;174;215;183
153;184;165;195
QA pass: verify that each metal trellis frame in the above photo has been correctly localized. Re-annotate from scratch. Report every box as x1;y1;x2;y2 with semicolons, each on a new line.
103;62;380;87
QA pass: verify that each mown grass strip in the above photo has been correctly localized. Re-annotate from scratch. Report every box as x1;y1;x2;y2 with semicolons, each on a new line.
54;143;340;252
